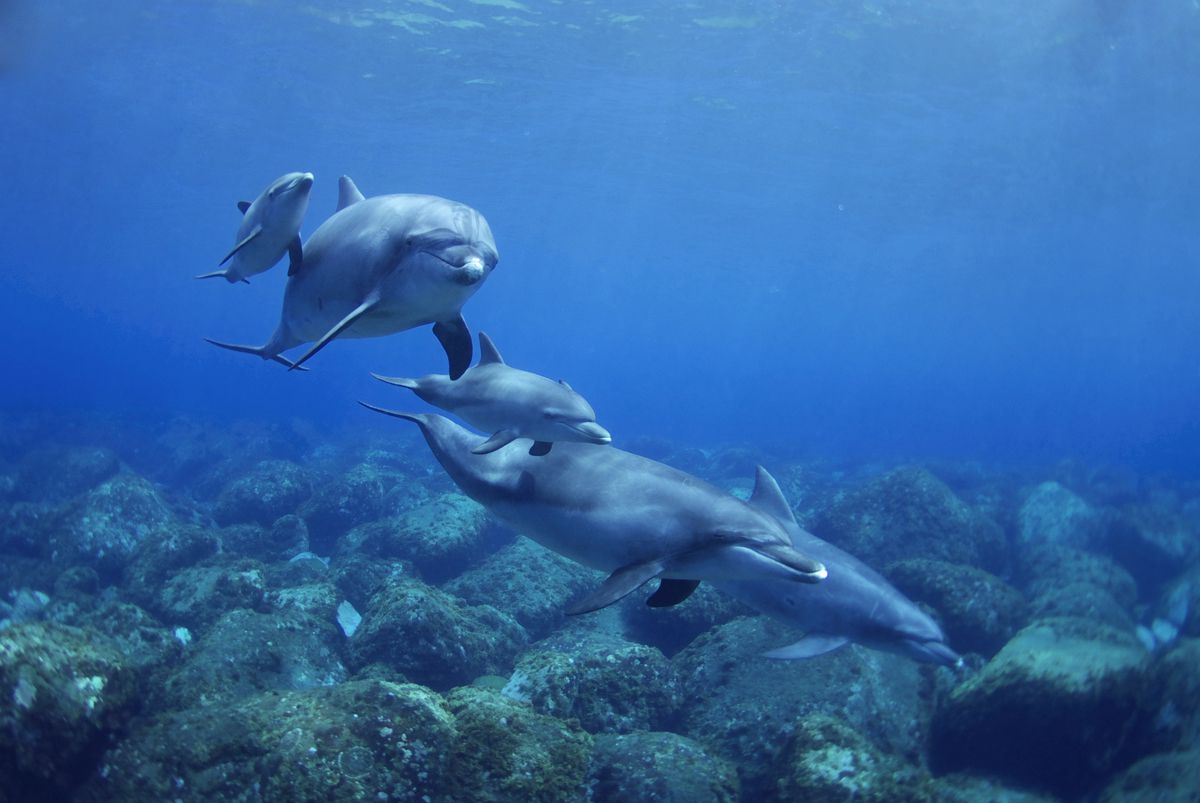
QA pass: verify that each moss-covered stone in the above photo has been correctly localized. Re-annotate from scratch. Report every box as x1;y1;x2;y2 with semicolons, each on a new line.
81;680;455;802
588;730;739;803
503;630;679;734
1105;504;1199;590
1097;749;1200;803
300;462;422;554
931;616;1152;796
444;536;600;638
219;514;310;562
1016;481;1105;549
620;580;752;656
153;558;270;631
15;445;120;503
443;686;592;802
213;459;313;526
350;576;526;691
1028;581;1136;632
1020;543;1139;608
886;559;1027;657
0;622;138;797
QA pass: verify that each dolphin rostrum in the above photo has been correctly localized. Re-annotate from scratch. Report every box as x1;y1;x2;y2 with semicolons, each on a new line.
714;466;961;666
360;409;827;613
196;172;314;284
372;331;611;457
206;176;498;375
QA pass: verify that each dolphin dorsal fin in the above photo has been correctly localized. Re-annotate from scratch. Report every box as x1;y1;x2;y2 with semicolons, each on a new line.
337;176;365;211
477;332;505;365
749;466;797;524
237;201;251;214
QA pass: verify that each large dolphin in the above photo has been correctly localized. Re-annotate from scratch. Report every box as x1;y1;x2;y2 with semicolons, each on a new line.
373;331;611;456
196;171;314;283
206;176;498;375
715;467;961;666
361;409;827;612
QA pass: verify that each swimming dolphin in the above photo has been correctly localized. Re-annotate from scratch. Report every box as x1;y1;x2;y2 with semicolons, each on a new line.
196;172;314;283
372;332;611;456
714;467;961;667
205;176;498;375
359;408;827;613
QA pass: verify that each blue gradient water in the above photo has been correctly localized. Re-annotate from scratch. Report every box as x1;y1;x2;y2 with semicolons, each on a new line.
2;1;1197;474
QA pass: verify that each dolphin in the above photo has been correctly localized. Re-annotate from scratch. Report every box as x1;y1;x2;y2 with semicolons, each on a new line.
359;409;827;613
713;467;961;667
205;176;498;376
196;172;314;283
372;332;611;456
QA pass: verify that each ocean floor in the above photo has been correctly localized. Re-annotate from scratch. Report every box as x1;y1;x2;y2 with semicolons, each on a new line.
1;411;1198;802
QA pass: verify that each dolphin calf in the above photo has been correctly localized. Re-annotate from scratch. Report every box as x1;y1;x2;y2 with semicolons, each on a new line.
359;409;827;613
714;467;961;666
196;172;314;283
372;332;611;456
206;176;498;375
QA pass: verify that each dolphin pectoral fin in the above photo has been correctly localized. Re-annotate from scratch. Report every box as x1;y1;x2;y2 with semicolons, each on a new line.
646;579;700;607
371;373;420;390
218;224;263;266
286;236;303;276
529;441;553;456
749;466;798;525
194;270;231;281
337;176;365;211
289;297;377;371
763;634;849;660
237;201;251;214
432;315;471;380
204;338;309;371
567;560;664;615
472;430;518;454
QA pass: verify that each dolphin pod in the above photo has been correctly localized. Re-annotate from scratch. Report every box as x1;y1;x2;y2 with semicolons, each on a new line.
204;176;498;375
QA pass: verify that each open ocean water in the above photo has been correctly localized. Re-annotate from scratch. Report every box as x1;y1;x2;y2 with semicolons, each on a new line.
1;1;1198;801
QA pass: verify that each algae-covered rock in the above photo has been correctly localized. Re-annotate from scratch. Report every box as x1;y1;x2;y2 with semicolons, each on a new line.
814;466;1008;572
349;576;526;690
1028;581;1137;632
328;551;414;610
51;474;176;581
152;558;269;631
15;445;120;503
503;630;679;734
1020;543;1139;608
59;599;182;676
219;514;309;561
444;535;600;638
775;714;938;803
674;616;930;799
338;493;492;582
82;680;455;802
886;558;1027;657
1097;748;1200;803
931;616;1152;796
213;459;313;526
588;730;739;803
443;685;592;802
1017;481;1105;549
0;622;138;797
122;523;221;606
620;580;752;656
1105;504;1199;589
0;500;56;557
1139;638;1200;752
300;462;421;553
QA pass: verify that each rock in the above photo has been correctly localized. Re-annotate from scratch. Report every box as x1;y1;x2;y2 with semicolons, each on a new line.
1161;569;1200;639
775;714;939;803
674;616;931;799
813;466;1008;573
588;730;739;803
82;680;455;802
152;558;269;631
1105;505;1199;591
1017;481;1105;549
57;600;183;676
270;581;340;622
1097;749;1200;803
931;616;1152;796
1020;543;1139;609
0;622;138;797
338;493;493;582
886;559;1028;657
299;463;423;554
0;501;56;557
219;513;310;561
349;576;526;691
15;446;120;503
443;686;592;802
620;581;752;656
1028;581;1137;632
51;474;177;582
328;552;413;610
443;536;600;638
503;630;680;734
122;523;221;609
156;607;347;711
1138;638;1200;753
213;459;313;526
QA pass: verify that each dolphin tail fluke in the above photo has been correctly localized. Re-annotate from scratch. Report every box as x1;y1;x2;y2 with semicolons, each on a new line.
433;315;472;380
371;373;421;390
567;559;663;615
204;338;309;371
289;296;377;371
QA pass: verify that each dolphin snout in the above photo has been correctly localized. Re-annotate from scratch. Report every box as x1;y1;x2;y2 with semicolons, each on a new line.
451;257;487;285
573;421;612;445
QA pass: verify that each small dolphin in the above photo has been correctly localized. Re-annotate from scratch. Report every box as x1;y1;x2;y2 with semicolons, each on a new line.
206;176;498;375
714;467;961;667
372;332;611;457
360;409;827;613
196;172;314;283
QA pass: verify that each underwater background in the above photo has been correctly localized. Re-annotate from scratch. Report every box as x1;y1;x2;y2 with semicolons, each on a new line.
2;1;1199;801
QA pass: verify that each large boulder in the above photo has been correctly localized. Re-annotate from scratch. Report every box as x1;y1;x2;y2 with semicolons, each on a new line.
588;730;739;803
299;462;425;554
1016;481;1105;549
931;616;1152;797
1104;504;1199;591
14;445;120;503
1097;749;1200;803
213;459;313;527
151;558;270;631
620;581;752;656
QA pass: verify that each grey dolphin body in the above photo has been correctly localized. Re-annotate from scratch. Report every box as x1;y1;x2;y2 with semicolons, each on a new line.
362;410;827;613
196;172;314;283
206;176;499;375
374;332;611;456
715;467;961;667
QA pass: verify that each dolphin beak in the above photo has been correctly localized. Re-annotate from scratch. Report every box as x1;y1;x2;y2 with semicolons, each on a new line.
298;172;315;191
909;640;962;668
573;421;612;445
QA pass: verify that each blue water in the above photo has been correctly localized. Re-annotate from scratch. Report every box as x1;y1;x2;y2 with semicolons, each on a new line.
2;0;1198;474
